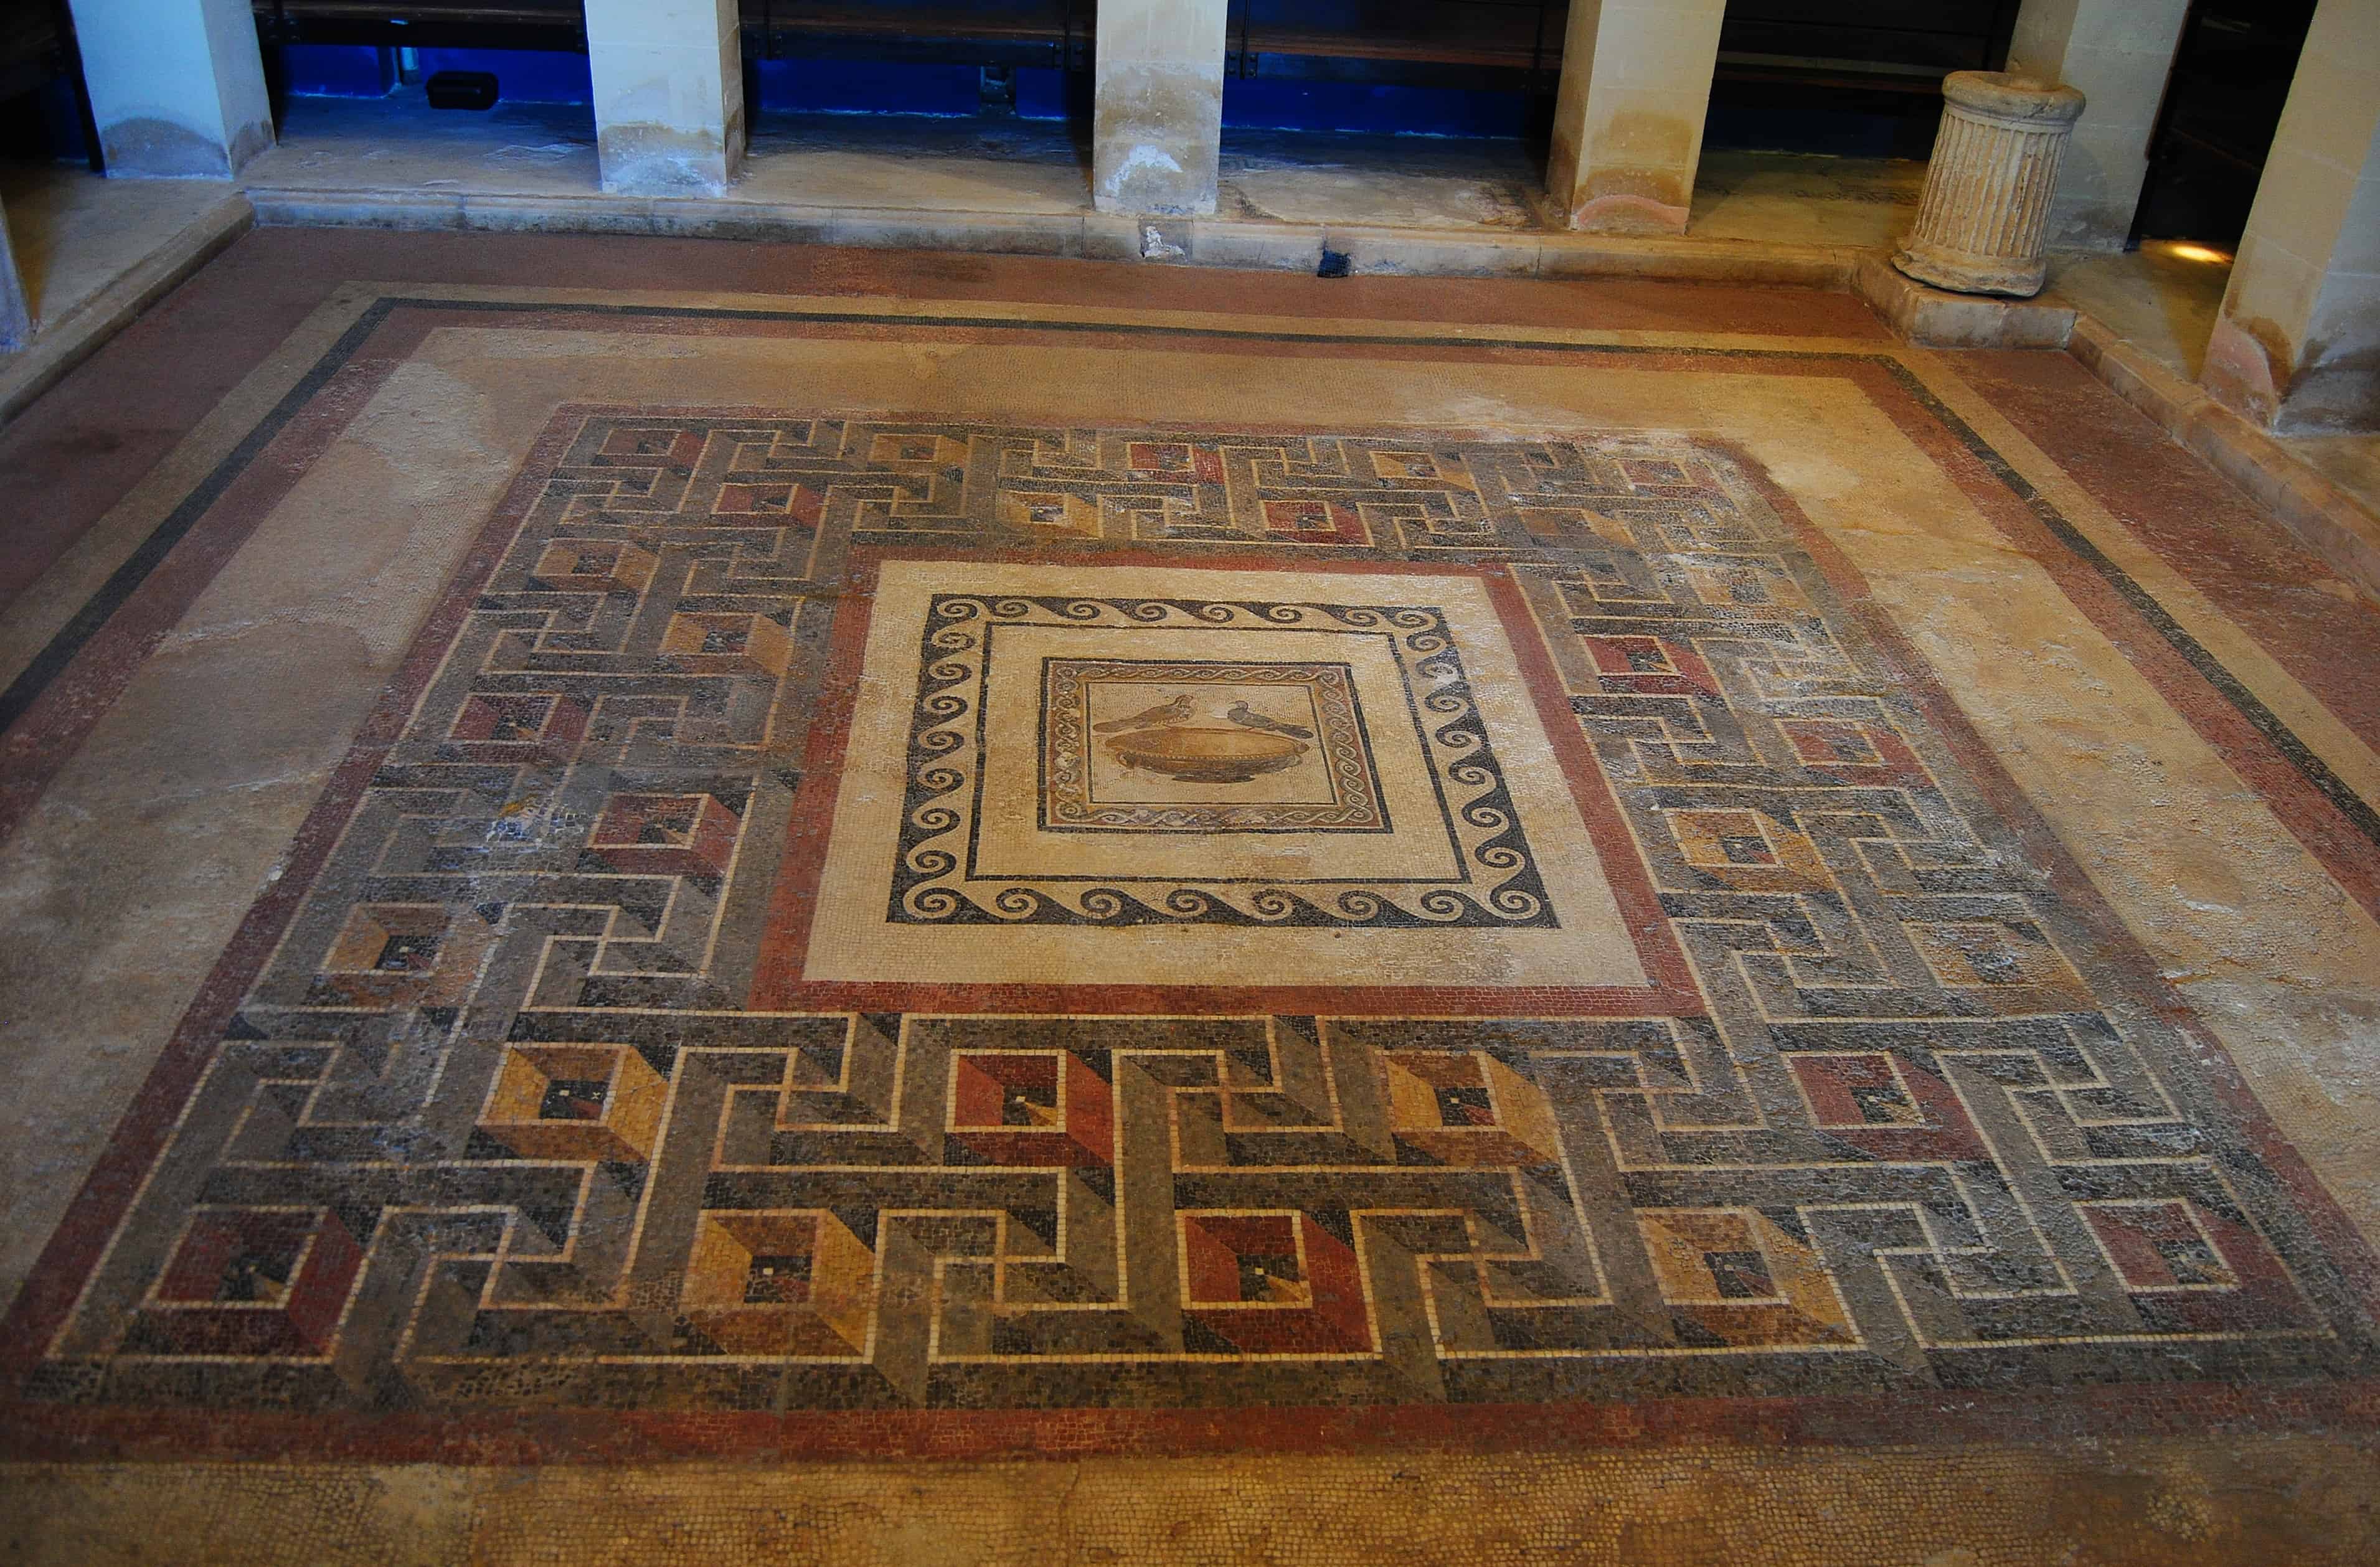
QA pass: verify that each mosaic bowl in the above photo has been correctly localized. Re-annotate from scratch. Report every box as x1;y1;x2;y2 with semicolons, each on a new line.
1103;725;1306;783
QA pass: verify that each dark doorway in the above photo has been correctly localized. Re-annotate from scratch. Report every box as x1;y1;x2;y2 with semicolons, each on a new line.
2130;0;2317;247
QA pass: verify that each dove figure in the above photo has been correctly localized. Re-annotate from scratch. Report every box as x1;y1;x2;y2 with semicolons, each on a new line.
1092;693;1195;733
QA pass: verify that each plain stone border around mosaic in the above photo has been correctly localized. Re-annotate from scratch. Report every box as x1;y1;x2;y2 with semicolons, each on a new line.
0;283;392;740
0;192;252;430
5;1438;2380;1566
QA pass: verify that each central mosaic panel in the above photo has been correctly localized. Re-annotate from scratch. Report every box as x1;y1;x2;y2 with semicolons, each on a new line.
798;561;1646;989
1042;656;1386;832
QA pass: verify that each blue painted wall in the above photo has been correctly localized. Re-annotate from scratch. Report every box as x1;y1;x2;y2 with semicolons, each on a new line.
416;47;592;103
1221;78;1531;139
277;45;1537;140
750;57;982;116
278;44;592;104
1012;67;1091;122
278;44;395;98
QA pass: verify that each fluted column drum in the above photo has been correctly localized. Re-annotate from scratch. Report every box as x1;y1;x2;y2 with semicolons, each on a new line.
1894;72;2087;299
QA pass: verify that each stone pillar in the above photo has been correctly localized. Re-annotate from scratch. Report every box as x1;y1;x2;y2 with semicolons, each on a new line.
2005;0;2191;250
1;195;31;351
1544;0;1726;235
2203;0;2380;433
64;0;273;177
1093;0;1229;215
583;0;745;195
1893;72;2086;298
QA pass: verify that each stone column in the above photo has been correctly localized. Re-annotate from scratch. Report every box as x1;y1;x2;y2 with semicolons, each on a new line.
2005;0;2192;250
1;195;32;351
1544;0;1726;235
583;0;745;195
2203;0;2380;433
1893;72;2086;298
63;0;273;177
1093;0;1230;215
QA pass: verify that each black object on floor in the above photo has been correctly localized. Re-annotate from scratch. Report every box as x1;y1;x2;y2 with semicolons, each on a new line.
426;71;500;111
1317;248;1351;279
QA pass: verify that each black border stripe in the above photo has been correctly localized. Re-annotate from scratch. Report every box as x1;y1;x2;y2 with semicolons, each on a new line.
4;294;2373;853
1877;360;2380;852
0;299;397;735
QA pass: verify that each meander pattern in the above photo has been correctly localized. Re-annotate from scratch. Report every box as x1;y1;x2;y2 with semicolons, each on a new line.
22;415;2373;1417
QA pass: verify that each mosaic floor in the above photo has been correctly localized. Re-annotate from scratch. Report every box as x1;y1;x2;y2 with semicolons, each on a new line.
3;233;2379;1561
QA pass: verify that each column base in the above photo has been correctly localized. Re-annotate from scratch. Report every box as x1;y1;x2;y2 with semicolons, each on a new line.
98;114;273;180
1559;191;1690;237
1856;254;2075;349
1891;240;2048;299
1088;182;1219;220
2204;315;2380;436
596;121;744;198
